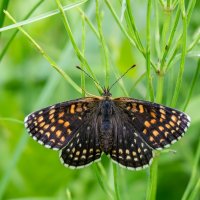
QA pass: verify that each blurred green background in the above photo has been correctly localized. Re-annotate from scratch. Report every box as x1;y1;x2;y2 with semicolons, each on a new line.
0;0;200;200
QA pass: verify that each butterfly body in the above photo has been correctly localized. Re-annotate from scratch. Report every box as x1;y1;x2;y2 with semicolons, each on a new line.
24;90;190;170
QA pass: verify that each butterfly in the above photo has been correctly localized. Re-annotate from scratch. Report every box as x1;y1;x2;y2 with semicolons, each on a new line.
24;87;190;170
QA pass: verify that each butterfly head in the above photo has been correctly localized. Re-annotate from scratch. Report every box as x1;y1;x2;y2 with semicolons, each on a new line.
102;87;112;97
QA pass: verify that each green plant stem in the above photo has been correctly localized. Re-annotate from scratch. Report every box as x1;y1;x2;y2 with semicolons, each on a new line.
0;0;88;32
96;0;110;88
105;0;157;71
4;10;82;94
146;156;158;200
0;0;44;61
0;118;23;125
154;0;161;58
55;0;103;94
183;59;200;111
161;8;180;72
125;0;144;53
113;164;120;200
93;163;114;199
146;0;154;101
0;0;9;28
188;179;200;200
171;1;187;107
181;137;200;200
81;12;86;97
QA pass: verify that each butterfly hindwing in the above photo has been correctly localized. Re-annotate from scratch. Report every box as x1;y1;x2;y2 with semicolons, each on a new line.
114;98;191;150
109;118;153;170
60;120;102;168
24;97;100;150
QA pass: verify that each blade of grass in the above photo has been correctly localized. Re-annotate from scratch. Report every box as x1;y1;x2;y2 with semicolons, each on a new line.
96;0;110;88
0;0;44;61
171;0;187;107
4;10;82;94
0;0;88;32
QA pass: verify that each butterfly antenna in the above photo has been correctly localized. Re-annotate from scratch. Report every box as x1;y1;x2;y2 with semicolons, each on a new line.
76;66;103;90
109;64;136;90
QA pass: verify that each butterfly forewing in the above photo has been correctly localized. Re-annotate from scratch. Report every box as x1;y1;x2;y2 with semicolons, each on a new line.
114;98;191;150
24;97;100;150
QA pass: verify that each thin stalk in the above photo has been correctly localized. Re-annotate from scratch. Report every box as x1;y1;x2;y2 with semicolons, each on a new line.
78;8;100;39
146;0;154;101
188;179;200;200
181;136;200;200
161;8;181;72
171;1;187;107
0;0;44;61
0;118;23;125
183;59;200;111
93;164;114;199
125;0;145;53
146;156;158;200
113;165;120;200
104;0;136;47
4;11;82;94
96;0;110;88
0;0;9;27
165;0;196;72
154;0;161;58
129;72;146;94
81;12;86;97
160;6;171;60
55;0;102;94
0;0;88;32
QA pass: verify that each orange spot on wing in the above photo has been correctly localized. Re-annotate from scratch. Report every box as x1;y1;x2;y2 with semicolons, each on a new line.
159;126;164;131
139;104;144;113
169;121;175;127
144;121;151;128
58;119;64;124
64;121;70;127
44;124;49;129
58;112;64;118
150;136;154;142
150;112;156;118
171;115;177;122
151;119;156;124
56;130;62;137
143;129;147;134
70;104;75;114
165;124;171;129
153;130;159;137
38;116;44;122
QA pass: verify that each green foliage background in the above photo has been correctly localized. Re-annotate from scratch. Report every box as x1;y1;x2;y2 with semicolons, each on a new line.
0;0;199;200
